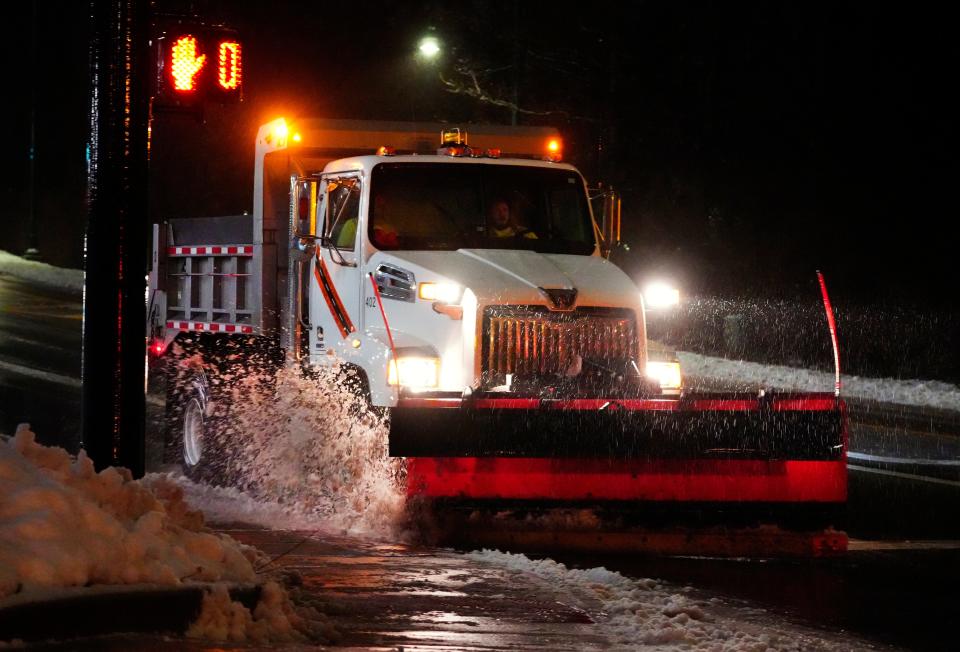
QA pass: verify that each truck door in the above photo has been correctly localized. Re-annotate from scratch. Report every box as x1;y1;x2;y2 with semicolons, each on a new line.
310;173;363;357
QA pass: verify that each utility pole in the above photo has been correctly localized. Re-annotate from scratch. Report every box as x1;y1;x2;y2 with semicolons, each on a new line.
510;0;520;126
83;0;151;476
24;0;40;260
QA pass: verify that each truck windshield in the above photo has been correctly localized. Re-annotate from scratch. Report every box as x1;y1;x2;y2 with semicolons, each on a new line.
369;163;595;255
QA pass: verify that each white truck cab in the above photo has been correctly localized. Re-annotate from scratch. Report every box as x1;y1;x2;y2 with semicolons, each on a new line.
256;119;679;406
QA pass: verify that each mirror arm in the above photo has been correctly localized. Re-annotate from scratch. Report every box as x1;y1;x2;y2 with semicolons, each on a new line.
320;235;358;268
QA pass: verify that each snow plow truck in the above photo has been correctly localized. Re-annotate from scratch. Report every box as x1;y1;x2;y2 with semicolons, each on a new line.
148;118;847;556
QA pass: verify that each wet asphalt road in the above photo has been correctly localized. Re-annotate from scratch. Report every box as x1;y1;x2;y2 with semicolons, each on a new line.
0;274;81;449
3;272;960;650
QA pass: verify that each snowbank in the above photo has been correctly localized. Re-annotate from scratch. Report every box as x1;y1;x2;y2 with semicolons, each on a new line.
0;250;83;294
186;580;332;644
680;351;960;412
0;426;330;643
469;549;861;650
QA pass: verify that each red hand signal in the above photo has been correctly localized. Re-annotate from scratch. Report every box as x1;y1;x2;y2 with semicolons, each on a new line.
171;35;206;91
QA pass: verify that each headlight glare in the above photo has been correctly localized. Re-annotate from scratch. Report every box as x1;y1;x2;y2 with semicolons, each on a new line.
645;360;683;391
388;356;440;390
418;282;461;303
643;281;680;309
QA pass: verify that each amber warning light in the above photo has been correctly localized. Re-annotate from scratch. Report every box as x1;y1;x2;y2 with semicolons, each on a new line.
545;138;563;162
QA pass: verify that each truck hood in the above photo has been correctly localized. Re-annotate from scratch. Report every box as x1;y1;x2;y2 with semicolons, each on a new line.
382;249;640;308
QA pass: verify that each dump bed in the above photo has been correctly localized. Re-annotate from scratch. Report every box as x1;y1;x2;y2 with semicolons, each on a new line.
152;215;266;336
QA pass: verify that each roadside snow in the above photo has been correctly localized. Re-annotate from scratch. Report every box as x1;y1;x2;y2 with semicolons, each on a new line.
679;351;960;412
151;472;323;532
0;426;255;596
0;250;83;294
469;549;866;651
0;426;330;643
186;580;331;644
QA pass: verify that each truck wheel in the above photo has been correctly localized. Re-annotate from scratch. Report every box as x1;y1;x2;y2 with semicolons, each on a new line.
166;369;214;482
181;388;206;473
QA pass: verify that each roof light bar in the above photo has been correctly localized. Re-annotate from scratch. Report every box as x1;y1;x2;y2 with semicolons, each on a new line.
545;137;563;162
440;128;467;146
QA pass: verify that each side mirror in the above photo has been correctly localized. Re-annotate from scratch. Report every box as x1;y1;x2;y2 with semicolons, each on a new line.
292;176;319;239
600;190;621;259
297;235;319;248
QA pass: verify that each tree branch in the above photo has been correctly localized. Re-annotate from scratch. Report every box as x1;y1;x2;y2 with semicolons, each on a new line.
438;63;572;118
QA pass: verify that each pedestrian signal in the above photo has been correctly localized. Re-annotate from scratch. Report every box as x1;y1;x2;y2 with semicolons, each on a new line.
170;35;206;91
154;25;242;107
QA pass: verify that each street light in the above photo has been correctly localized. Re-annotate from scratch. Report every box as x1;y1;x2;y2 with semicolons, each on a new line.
418;35;440;59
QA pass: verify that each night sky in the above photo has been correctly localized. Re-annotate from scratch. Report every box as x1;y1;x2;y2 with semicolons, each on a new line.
2;1;957;306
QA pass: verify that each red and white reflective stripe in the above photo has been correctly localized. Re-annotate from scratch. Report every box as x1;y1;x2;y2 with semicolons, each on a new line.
690;398;760;411
396;395;841;413
772;397;839;412
166;320;254;334
472;398;540;410
167;245;254;256
549;398;679;411
397;397;463;409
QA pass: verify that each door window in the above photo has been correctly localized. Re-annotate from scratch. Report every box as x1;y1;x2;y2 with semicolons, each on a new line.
324;177;361;250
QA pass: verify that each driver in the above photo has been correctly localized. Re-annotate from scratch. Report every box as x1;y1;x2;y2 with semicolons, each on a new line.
488;199;537;239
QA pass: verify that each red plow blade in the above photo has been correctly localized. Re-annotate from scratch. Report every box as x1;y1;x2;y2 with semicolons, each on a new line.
394;392;848;556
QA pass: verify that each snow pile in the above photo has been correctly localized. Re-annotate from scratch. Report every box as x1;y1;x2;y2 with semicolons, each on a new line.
680;351;960;412
0;426;254;595
0;249;83;294
186;580;334;644
0;426;331;644
470;549;860;650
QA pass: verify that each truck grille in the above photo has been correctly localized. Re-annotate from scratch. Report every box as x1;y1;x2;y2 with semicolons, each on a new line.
482;306;638;378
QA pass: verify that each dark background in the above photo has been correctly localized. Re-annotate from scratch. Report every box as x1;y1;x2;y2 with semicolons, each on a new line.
1;2;957;319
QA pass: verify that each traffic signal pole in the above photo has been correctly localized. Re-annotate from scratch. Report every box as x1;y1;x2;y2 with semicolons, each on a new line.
83;0;150;476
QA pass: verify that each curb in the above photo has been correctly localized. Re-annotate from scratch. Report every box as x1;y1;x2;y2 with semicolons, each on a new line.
0;584;261;643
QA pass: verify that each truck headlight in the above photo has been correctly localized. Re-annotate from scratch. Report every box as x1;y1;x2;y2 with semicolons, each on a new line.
388;356;440;390
646;360;683;391
418;282;461;303
643;281;680;309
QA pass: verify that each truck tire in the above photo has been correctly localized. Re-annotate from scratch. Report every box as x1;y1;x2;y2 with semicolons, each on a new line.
166;334;283;486
165;367;216;482
180;380;208;478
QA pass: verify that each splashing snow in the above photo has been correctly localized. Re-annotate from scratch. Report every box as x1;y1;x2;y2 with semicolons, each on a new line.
171;342;406;538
